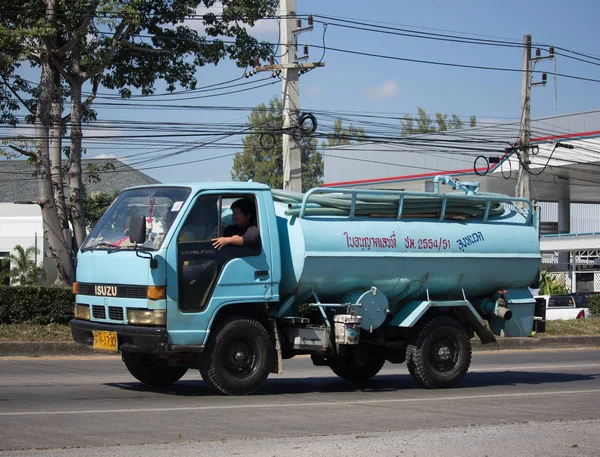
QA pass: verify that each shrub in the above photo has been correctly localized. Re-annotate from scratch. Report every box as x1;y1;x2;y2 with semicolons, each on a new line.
587;294;600;317
0;286;74;324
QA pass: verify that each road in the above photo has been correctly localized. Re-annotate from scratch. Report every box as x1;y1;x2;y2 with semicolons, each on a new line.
1;349;600;456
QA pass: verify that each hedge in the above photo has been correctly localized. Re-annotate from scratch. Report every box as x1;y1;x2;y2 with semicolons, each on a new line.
0;286;74;324
587;294;600;317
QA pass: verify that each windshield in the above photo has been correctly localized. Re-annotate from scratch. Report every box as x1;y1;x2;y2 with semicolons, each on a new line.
81;186;191;252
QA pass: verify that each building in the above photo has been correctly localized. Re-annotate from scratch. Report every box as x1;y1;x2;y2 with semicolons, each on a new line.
324;110;600;292
0;158;159;284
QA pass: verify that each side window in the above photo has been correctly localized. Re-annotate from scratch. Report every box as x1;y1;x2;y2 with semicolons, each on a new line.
220;195;261;258
178;195;220;242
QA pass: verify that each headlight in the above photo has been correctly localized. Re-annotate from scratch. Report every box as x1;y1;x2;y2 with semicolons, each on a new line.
74;304;90;320
127;309;166;326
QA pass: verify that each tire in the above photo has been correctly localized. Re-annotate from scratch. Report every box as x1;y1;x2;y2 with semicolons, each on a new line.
123;354;188;386
406;316;472;389
329;353;386;382
199;317;274;396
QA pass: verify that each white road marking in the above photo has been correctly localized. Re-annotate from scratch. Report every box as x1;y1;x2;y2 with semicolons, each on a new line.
1;388;600;417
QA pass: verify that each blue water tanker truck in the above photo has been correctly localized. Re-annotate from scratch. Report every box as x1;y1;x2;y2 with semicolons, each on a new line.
71;176;541;395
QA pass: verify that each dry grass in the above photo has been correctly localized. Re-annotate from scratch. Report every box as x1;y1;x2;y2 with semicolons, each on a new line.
0;324;72;341
543;316;600;336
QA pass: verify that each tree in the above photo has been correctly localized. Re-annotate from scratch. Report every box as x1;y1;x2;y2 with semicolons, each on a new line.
0;0;277;284
324;118;367;148
0;245;46;286
401;107;476;135
231;97;322;192
83;190;119;230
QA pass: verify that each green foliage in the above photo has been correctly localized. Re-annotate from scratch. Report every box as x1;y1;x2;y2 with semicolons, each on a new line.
538;270;570;295
587;295;600;317
231;97;322;192
324;118;368;148
0;245;46;286
0;286;74;324
83;190;119;230
401;107;475;135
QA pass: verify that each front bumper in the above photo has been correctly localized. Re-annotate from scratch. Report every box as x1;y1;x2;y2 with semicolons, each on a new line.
70;319;169;354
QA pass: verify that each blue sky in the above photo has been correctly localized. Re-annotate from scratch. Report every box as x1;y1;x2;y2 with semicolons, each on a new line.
7;0;600;184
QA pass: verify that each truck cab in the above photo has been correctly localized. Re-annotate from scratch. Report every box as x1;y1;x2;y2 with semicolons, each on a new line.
72;183;281;391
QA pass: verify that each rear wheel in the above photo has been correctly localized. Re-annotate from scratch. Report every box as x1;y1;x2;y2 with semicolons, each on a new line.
123;354;188;386
406;316;471;389
199;317;274;396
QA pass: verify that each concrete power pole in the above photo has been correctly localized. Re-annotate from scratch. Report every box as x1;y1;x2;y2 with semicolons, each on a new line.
516;34;532;203
280;0;302;192
252;1;324;192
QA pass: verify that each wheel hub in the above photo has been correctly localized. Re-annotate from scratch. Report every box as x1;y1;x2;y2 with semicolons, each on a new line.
437;346;452;360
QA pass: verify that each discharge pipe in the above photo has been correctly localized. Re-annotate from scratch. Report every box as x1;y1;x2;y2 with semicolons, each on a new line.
494;298;513;321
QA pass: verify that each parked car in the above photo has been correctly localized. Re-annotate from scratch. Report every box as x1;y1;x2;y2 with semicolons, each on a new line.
570;292;600;308
534;294;590;320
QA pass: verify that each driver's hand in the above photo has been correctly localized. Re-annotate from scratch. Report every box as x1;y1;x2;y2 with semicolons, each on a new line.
212;237;229;250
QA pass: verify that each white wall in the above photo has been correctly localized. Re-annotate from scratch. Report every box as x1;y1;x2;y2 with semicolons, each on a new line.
0;203;49;284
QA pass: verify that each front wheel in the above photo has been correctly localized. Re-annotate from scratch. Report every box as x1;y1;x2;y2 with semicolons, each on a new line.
406;316;471;389
123;354;188;386
199;317;274;396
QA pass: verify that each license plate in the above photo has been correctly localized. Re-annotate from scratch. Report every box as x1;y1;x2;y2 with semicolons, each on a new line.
92;330;118;352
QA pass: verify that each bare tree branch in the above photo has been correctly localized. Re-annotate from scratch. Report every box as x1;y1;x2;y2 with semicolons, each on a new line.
56;0;101;57
50;55;75;85
83;78;99;109
0;76;34;116
9;144;37;158
82;20;133;81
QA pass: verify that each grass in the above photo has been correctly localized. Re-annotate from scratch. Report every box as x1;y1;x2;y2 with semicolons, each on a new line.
0;323;73;341
543;316;600;336
0;317;599;342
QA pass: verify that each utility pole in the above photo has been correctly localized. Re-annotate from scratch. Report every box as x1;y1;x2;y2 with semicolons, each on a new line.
251;1;324;192
280;0;301;192
516;34;532;203
516;35;554;203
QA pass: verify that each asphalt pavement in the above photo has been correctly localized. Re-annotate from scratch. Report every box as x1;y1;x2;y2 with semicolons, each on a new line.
1;335;600;357
1;350;600;455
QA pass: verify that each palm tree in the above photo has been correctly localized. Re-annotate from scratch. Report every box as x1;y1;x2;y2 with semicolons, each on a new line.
0;245;46;286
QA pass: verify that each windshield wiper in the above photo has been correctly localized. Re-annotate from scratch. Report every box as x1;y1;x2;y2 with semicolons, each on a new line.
82;241;121;252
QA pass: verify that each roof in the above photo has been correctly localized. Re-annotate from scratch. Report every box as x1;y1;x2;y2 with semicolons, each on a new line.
0;158;160;203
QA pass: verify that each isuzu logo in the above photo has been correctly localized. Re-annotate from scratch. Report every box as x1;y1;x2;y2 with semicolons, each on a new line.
95;285;117;297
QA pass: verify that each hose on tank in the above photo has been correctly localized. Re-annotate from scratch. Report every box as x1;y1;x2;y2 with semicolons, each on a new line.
271;189;506;219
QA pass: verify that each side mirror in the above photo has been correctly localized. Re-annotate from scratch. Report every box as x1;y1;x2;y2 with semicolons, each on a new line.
129;215;146;244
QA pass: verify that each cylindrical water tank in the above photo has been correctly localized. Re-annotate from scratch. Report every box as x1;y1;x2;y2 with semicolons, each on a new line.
274;201;540;304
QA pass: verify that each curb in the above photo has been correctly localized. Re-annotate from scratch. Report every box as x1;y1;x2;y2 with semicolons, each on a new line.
0;336;599;357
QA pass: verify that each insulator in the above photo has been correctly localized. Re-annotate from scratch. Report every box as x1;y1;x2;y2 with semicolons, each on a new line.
269;56;274;65
308;15;313;26
303;44;308;58
297;18;302;28
253;56;259;67
536;48;541;58
549;46;555;56
542;72;547;82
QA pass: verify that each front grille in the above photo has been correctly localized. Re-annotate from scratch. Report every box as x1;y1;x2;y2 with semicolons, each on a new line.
92;305;106;319
77;283;147;299
108;306;124;321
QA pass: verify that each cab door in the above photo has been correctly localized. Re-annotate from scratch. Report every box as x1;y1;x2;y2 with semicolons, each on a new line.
165;191;273;346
